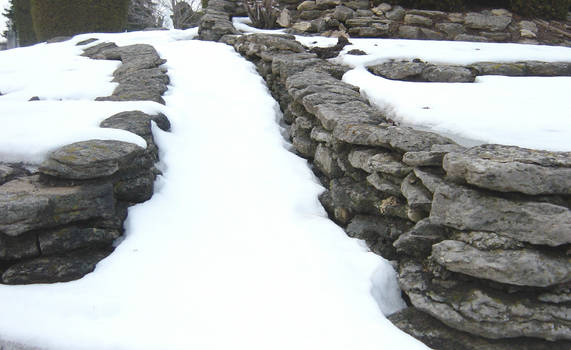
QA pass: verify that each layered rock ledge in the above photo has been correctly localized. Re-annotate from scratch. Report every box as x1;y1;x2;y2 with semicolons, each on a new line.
196;5;571;345
0;41;171;285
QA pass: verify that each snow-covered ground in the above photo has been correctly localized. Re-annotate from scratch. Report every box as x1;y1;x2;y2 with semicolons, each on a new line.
0;29;425;350
295;34;571;152
1;23;570;349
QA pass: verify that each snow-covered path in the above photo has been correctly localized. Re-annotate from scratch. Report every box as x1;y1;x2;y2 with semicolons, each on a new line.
0;35;428;349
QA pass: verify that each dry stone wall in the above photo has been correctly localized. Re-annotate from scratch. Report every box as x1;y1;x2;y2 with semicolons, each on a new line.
209;14;571;346
279;1;571;46
0;40;171;285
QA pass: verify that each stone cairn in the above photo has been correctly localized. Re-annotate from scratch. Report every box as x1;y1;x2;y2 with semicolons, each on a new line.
199;2;571;348
0;40;171;285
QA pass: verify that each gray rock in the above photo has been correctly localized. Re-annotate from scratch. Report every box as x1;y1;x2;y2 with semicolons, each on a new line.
343;0;370;10
404;14;433;27
40;140;150;180
315;0;340;9
451;231;524;250
443;145;571;195
431;240;571;287
468;62;526;76
420;28;445;40
113;67;169;86
333;123;454;152
525;61;571;76
389;307;571;350
114;173;156;203
297;1;317;11
314;101;384;131
435;22;465;37
368;60;426;81
403;143;465;167
38;226;121;255
314;144;342;178
97;83;166;104
0;232;39;260
109;44;167;79
0;165;17;185
198;11;239;42
454;34;488;42
329;177;383;216
346;215;413;259
277;8;292;27
375;196;409;220
480;32;511;42
413;168;447;193
430;182;571;247
385;6;405;21
421;65;476;83
2;249;112;284
538;290;571;304
100;111;154;139
399;260;571;341
333;5;355;22
348;149;412;177
393;218;448;258
0;176;115;237
398;25;421;39
310;127;333;144
299;10;323;21
464;13;511;32
366;172;402;196
81;42;120;60
401;173;432;211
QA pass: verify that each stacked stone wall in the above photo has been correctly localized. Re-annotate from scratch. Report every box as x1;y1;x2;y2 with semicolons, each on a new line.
222;30;571;349
0;40;171;285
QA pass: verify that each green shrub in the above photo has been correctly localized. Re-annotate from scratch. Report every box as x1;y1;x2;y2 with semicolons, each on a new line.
31;0;129;41
509;0;569;20
12;0;38;46
387;0;465;11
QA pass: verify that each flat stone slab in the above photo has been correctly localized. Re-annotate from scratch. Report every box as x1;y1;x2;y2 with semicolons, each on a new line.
333;123;454;152
443;144;571;195
431;240;571;287
430;182;571;247
0;176;115;237
40;140;148;180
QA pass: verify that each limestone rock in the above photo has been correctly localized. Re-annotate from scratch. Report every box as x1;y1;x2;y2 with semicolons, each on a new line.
0;176;115;237
451;231;524;250
346;215;413;259
333;123;454;152
114;173;156;203
314;101;384;131
430;182;571;247
81;42;120;60
454;34;488;42
366;172;402;196
468;62;526;76
442;144;571;195
40;140;150;180
368;61;426;81
389;307;571;350
435;22;465;37
348;149;411;177
464;13;511;32
398;25;421;39
393;218;448;258
431;240;571;287
333;5;355;22
421;65;476;82
0;232;39;260
38;227;121;255
525;61;571;76
329;177;383;216
401;173;432;211
314;144;342;178
403;144;464;167
404;14;433;27
277;9;292;27
413;168;447;193
385;6;405;21
2;249;112;284
398;260;571;341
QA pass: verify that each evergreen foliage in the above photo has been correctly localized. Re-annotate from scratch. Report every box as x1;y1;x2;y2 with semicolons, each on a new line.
30;0;130;41
509;0;569;20
128;0;160;31
4;0;38;46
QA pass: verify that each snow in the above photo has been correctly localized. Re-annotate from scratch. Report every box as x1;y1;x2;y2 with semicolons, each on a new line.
294;35;571;151
1;22;570;349
0;29;426;350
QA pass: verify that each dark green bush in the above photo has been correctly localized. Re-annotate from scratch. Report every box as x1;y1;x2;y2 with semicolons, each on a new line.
31;0;129;41
12;0;38;46
509;0;569;20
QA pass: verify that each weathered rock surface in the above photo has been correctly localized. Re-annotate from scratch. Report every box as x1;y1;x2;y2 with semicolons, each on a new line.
389;307;571;350
398;260;571;341
0;232;39;260
40;140;150;180
431;240;571;287
430;182;571;247
393;218;448;258
39;226;121;255
2;249;112;284
443;144;571;195
0;176;115;237
464;13;511;32
346;215;413;258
